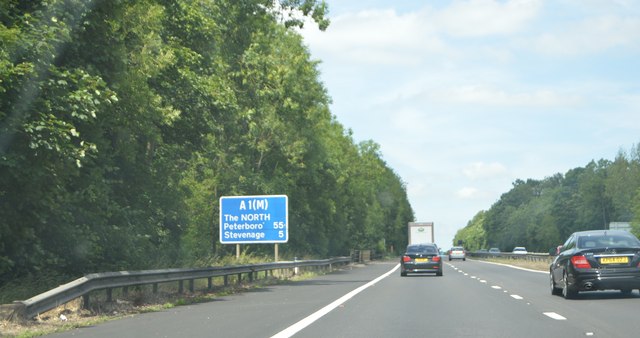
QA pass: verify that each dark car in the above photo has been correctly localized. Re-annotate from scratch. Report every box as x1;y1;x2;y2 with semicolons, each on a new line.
550;230;640;299
401;243;443;277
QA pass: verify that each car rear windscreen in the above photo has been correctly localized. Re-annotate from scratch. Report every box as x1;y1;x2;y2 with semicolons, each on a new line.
579;235;640;249
407;246;437;254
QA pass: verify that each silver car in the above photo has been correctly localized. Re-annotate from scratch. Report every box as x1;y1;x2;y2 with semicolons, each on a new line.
512;247;528;254
449;246;466;261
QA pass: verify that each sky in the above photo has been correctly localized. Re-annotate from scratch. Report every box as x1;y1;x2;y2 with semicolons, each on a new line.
297;0;640;249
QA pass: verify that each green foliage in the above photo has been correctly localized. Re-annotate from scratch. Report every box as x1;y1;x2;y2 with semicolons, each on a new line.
277;0;330;30
453;211;487;251
0;0;413;293
457;144;640;252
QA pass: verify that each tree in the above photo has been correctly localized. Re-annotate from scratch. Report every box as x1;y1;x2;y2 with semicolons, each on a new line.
0;0;414;292
454;211;487;251
605;151;640;222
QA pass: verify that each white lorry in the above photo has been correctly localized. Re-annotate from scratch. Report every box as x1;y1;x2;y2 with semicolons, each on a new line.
408;222;434;245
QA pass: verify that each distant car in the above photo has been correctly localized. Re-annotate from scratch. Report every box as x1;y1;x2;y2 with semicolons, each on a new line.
401;243;443;277
449;246;466;261
512;247;528;254
550;230;640;299
489;247;501;255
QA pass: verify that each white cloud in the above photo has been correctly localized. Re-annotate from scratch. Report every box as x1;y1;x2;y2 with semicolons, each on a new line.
527;16;640;56
389;108;453;134
427;85;583;107
457;187;480;198
435;0;542;37
301;0;640;70
463;162;508;180
301;8;448;66
300;0;543;66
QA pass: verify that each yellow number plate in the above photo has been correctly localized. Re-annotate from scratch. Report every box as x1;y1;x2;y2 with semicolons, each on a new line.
600;256;629;264
415;258;429;263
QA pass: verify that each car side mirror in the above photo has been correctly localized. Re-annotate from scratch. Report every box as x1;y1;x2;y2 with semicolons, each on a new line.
548;245;562;256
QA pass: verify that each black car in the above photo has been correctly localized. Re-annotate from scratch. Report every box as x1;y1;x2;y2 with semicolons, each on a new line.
550;230;640;299
401;243;443;277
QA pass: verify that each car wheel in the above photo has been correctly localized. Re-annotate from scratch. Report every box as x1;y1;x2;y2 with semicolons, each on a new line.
562;271;577;299
401;271;407;277
463;258;466;261
436;270;443;277
550;271;562;296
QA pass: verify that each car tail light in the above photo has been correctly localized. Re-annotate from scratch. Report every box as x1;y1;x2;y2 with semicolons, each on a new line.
571;255;591;269
402;256;411;262
432;256;441;262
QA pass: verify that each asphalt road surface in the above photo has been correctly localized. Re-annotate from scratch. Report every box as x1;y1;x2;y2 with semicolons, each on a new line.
47;259;640;338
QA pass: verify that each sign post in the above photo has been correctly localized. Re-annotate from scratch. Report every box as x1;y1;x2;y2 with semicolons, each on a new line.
220;195;288;260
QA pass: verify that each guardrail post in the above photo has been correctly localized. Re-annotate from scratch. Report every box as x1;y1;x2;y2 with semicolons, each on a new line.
152;283;158;294
249;271;254;282
224;275;229;286
178;281;184;294
6;302;26;321
82;294;90;309
237;273;242;285
123;286;128;297
207;277;212;290
106;288;113;302
189;280;194;293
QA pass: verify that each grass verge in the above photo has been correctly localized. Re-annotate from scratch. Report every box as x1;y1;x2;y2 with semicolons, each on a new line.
475;257;550;272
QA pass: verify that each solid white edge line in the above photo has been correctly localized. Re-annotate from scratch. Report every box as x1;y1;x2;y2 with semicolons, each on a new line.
543;312;567;320
270;263;400;338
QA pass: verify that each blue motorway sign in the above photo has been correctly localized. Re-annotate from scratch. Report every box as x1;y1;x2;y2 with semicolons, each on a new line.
219;195;288;244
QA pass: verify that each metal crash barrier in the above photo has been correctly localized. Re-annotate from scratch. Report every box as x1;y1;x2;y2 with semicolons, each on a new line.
0;257;352;321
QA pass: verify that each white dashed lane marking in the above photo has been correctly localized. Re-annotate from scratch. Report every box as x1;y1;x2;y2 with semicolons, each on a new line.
446;262;570;325
543;312;567;320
